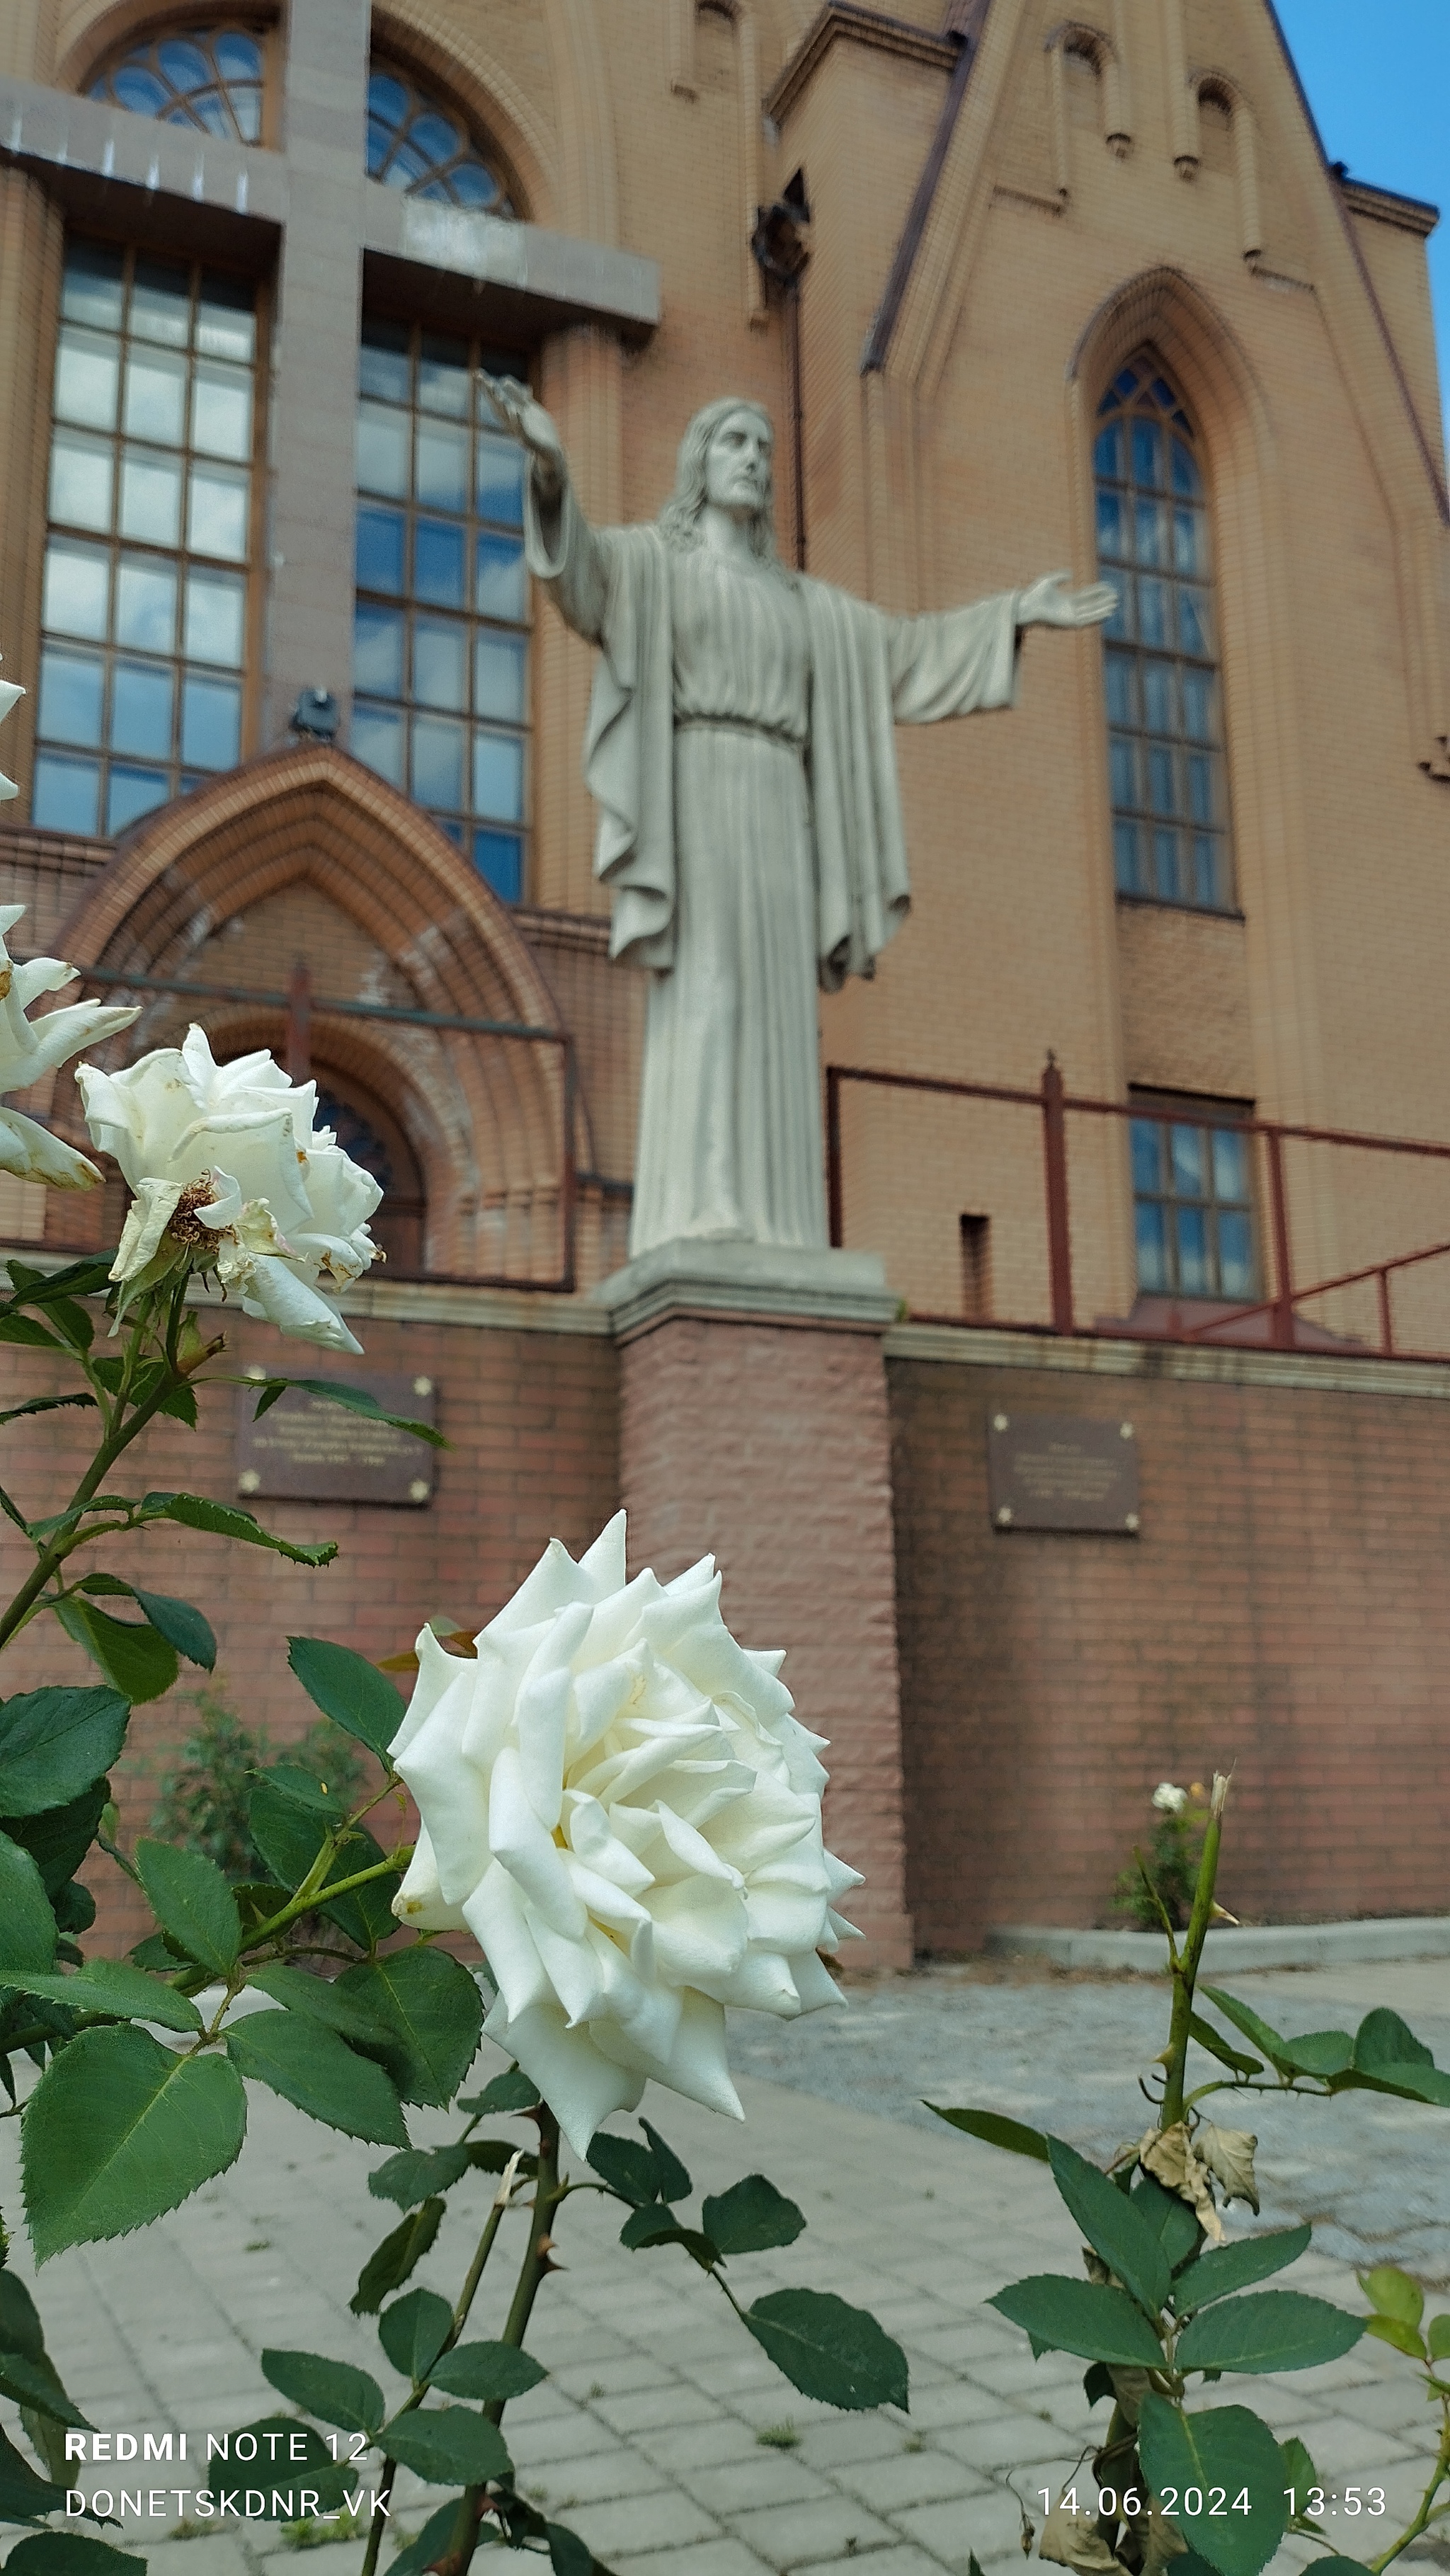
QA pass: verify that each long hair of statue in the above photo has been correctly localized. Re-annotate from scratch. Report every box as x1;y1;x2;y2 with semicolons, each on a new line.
657;396;782;566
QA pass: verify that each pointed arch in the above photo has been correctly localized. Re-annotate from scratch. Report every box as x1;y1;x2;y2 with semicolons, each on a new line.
51;745;584;1283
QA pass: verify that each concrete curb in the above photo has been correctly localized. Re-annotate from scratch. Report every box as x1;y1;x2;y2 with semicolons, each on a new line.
989;1916;1450;1972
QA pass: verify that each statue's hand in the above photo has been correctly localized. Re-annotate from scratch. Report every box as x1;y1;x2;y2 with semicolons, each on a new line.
481;374;566;500
1017;570;1118;631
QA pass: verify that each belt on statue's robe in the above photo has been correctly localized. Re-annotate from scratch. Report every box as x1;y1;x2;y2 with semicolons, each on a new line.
673;712;807;754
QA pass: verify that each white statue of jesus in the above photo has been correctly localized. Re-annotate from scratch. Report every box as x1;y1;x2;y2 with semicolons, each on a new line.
485;386;1114;1260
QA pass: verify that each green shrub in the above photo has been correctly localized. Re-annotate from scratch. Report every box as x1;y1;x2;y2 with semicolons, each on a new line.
150;1687;367;1881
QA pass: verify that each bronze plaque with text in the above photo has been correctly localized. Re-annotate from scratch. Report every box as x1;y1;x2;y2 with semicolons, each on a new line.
987;1409;1139;1534
235;1370;438;1508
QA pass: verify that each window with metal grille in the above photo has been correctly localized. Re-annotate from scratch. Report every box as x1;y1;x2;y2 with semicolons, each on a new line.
33;239;260;838
366;64;515;210
1131;1097;1255;1299
1095;357;1234;912
88;25;267;142
351;317;530;902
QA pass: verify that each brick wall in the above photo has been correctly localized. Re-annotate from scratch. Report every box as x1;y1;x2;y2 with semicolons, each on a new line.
889;1333;1450;1952
0;1300;619;1950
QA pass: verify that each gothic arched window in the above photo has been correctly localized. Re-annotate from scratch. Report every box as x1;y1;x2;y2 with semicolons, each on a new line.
1095;358;1233;912
88;28;266;144
366;65;515;212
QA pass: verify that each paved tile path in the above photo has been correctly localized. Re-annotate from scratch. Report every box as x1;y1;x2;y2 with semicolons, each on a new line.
1;1960;1446;2576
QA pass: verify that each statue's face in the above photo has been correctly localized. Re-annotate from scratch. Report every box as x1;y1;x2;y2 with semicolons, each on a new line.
702;409;772;517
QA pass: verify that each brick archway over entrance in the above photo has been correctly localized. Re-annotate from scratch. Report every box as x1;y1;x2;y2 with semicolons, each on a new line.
49;745;577;1282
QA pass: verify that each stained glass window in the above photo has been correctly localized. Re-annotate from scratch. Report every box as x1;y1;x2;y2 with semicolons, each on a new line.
352;318;530;900
33;240;258;837
366;65;515;212
89;28;266;144
1131;1098;1256;1300
1095;357;1234;912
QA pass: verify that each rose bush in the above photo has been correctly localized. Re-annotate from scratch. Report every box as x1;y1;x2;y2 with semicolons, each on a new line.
76;1023;382;1351
391;1511;862;2154
0;905;139;1188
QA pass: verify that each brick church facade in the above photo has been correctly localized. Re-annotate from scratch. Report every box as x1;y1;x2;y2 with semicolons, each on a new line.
1;0;1447;1954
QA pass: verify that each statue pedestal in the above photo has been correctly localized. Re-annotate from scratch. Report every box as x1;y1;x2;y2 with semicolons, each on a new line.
595;1240;915;1972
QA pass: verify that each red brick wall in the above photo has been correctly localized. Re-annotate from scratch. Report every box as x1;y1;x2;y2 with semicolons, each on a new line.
0;1306;619;1950
617;1313;914;1971
889;1344;1450;1950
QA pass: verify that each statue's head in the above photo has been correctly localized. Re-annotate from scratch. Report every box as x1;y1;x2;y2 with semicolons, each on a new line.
659;397;780;561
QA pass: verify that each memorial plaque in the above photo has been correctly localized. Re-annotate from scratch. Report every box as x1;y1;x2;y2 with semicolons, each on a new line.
987;1409;1139;1535
236;1370;438;1507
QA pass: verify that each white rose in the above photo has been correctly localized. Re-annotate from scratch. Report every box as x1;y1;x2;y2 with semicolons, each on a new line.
75;1025;382;1352
390;1513;863;2157
0;904;139;1189
1152;1781;1188;1816
0;667;22;804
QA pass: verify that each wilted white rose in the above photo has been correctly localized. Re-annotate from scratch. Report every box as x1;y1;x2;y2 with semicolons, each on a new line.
1151;1781;1188;1816
0;665;22;805
390;1513;863;2157
0;905;139;1189
75;1024;382;1351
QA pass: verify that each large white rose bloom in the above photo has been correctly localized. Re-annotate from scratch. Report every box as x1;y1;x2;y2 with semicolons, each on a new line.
0;905;139;1188
0;665;22;804
390;1513;863;2156
75;1025;382;1352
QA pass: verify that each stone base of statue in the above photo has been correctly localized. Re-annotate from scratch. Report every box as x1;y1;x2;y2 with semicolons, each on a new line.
595;1238;915;1972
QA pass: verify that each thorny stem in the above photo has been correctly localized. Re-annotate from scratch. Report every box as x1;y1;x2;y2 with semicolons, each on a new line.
1158;1775;1229;2131
1369;2409;1450;2575
435;2108;564;2576
358;2161;525;2576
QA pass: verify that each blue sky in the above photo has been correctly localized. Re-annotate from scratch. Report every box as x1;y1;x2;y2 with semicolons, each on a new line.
1272;1;1449;435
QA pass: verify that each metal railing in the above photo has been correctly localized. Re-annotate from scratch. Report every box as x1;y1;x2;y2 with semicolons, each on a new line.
826;1057;1450;1359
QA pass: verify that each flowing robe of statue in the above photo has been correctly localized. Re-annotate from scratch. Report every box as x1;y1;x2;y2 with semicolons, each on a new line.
526;477;1022;1258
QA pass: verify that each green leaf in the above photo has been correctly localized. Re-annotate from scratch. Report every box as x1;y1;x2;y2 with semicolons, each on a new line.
368;2143;472;2209
139;1491;338;1568
1281;2434;1320;2505
1138;2391;1288;2576
458;2066;540;2115
0;1313;67;1349
701;2175;806;2255
1188;2013;1262;2078
53;1878;96;1936
0;2270;45;2359
927;2103;1050;2160
338;1947;483;2105
17;1256;115;1305
0;2351;89;2426
248;1786;399;1947
1175;2227;1312;2312
989;2274;1165;2365
247;1963;394;2046
544;2524;593;2576
0;1393;97;1428
1335;2059;1450;2109
350;2199;446;2315
586;2132;663;2205
428;2341;549;2402
260;2348;384;2436
1363;2313;1426;2359
258;1378;445;1446
0;1833;57;1971
0;1688;129;1818
0;1780;108;1899
1083;2359;1116;2407
0;1962;202;2034
639;2118;691;2203
223;2418;353;2512
617;2206;720;2267
379;2286;453;2382
382;2500;462;2576
0;2423;67;2524
21;2024;246;2259
225;2012;409;2146
287;1637;407;1763
1358;2266;1424;2328
1130;2173;1202;2272
1279;2030;1354;2078
1048;2136;1170;2318
33;1296;94;1354
4;2537;144;2576
55;1601;179;1705
134;1837;241;1972
1199;1989;1296;2073
466;2139;538;2177
1427;2313;1450;2360
743;2287;909;2412
1354;2008;1433;2073
129;1588;217;1673
1297;2563;1374;2576
1176;2291;1364;2376
382;2408;512;2488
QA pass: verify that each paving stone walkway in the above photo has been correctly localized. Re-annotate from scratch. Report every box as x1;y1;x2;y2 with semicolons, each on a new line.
1;1960;1446;2576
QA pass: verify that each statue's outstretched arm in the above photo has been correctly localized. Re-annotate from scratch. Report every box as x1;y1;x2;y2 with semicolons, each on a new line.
481;374;608;639
1017;569;1117;630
